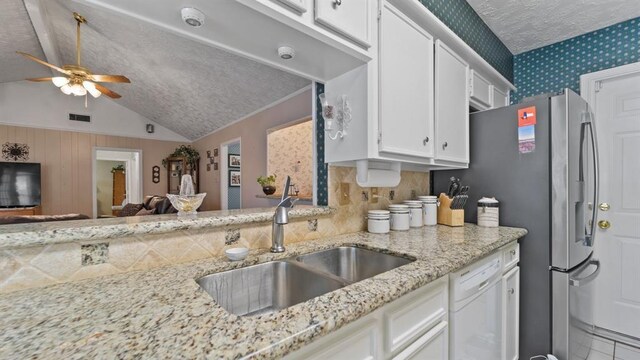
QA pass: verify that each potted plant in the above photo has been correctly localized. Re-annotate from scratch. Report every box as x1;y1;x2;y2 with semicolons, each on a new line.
257;174;277;195
162;145;200;169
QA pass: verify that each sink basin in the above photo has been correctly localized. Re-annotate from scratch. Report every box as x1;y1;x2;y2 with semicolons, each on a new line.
294;246;414;283
196;261;345;316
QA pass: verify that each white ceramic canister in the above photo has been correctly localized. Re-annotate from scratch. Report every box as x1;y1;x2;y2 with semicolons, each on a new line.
403;200;424;227
388;204;410;231
477;197;499;227
368;210;390;234
419;196;438;226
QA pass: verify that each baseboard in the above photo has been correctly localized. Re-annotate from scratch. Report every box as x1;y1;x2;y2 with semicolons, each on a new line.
594;326;640;349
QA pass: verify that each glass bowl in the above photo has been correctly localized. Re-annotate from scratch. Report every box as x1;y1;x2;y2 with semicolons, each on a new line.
166;193;207;216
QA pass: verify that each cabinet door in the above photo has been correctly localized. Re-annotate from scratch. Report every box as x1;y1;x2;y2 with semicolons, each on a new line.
469;70;492;109
379;2;434;159
275;0;307;14
315;0;370;47
393;321;448;360
492;87;509;108
434;40;469;163
502;266;520;360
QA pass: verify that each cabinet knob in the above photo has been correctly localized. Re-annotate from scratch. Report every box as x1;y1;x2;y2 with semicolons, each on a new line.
510;249;516;256
334;0;342;6
423;137;429;145
508;288;515;295
442;142;448;150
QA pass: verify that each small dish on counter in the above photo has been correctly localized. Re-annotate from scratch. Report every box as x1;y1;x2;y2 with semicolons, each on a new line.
225;247;249;261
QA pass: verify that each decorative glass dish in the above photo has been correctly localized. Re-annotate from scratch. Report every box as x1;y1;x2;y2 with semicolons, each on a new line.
166;193;207;216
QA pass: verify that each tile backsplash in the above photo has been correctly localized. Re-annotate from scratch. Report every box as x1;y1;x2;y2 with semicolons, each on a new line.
0;166;429;293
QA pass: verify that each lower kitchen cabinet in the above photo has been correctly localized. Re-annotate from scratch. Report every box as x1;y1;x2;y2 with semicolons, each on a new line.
284;276;448;360
502;266;520;360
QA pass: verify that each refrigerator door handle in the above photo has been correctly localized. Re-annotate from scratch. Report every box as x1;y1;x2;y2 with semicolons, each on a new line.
581;111;599;246
569;259;600;287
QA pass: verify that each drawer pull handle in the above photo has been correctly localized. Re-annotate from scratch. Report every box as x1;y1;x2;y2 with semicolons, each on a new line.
442;141;448;150
334;0;342;5
423;137;429;145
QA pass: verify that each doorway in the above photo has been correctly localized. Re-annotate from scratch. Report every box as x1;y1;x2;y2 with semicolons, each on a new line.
581;62;640;342
220;138;241;210
92;148;142;218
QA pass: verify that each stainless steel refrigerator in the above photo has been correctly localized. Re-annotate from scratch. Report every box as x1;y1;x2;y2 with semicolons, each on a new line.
434;89;600;359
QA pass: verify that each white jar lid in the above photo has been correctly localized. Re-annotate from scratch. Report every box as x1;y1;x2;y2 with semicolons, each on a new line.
403;200;423;208
388;204;410;213
478;197;499;207
368;210;390;219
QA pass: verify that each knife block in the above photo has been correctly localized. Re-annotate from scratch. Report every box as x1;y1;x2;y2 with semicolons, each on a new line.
437;193;464;227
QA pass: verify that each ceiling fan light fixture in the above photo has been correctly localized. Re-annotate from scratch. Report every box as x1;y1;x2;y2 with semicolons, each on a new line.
70;83;87;96
88;87;101;98
82;81;101;98
52;77;70;87
60;84;73;95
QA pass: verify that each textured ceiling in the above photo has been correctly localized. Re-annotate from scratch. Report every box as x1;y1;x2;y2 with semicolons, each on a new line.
0;0;50;82
31;0;310;140
466;0;640;54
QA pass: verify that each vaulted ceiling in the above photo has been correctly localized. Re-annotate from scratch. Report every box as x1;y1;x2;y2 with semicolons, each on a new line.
467;0;640;54
1;0;311;140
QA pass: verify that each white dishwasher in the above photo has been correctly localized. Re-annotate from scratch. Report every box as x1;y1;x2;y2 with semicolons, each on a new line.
449;252;503;360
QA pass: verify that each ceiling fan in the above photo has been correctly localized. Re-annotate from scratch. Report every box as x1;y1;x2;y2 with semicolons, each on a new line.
17;12;130;99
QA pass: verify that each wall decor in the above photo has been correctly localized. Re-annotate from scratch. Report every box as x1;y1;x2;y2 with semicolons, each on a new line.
206;150;211;158
206;164;211;172
229;170;241;186
213;162;218;171
213;148;219;157
152;165;161;183
2;142;30;161
228;154;241;168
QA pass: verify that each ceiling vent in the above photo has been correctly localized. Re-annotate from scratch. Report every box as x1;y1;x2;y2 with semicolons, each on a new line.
69;113;91;122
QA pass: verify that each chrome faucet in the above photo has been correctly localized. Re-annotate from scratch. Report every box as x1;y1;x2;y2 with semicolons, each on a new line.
271;176;298;253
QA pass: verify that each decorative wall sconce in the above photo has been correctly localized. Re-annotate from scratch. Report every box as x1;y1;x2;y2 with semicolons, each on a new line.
319;93;351;140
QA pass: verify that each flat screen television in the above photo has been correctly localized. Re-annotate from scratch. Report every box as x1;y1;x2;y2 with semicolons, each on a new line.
0;162;41;208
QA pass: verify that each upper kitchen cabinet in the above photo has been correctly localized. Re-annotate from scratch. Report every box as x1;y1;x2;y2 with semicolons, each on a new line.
379;2;434;159
323;0;515;180
315;0;371;48
435;40;469;164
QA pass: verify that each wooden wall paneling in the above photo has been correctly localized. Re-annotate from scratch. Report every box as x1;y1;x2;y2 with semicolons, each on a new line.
77;132;93;216
60;131;73;214
44;130;61;215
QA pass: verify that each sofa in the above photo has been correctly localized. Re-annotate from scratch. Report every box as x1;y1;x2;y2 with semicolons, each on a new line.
118;195;177;217
0;214;90;225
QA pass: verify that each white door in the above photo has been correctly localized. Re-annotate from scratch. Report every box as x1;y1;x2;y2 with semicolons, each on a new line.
590;69;640;337
378;2;434;159
434;40;470;163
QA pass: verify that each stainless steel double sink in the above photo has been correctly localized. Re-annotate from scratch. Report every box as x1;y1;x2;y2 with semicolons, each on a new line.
196;246;414;316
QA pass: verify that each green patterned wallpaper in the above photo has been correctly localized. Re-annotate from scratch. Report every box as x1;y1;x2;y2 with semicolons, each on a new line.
420;0;514;81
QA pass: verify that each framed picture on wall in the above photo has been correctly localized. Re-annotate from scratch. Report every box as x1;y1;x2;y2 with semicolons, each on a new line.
228;154;241;168
229;170;241;187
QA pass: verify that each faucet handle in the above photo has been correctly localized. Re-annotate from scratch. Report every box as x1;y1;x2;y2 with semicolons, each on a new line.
277;196;298;209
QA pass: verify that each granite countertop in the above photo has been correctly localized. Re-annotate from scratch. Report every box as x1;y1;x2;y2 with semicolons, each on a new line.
0;224;527;359
0;205;332;250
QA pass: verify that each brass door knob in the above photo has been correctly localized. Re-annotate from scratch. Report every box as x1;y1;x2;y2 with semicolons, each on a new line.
598;220;611;229
599;203;610;211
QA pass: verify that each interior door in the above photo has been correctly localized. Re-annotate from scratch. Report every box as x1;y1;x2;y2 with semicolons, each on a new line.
592;72;640;337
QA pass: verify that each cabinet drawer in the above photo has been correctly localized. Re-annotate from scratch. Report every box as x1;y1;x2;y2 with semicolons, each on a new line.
315;0;370;47
286;318;380;360
503;242;519;272
393;321;448;360
384;277;448;356
469;70;492;108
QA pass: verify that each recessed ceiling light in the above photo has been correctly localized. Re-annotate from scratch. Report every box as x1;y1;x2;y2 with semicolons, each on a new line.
181;7;205;27
278;46;295;60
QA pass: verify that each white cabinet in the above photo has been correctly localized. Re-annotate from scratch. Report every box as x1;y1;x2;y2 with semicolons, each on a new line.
492;86;509;108
502;266;520;360
379;2;434;159
315;0;371;47
469;69;492;109
393;321;448;360
284;276;448;360
434;40;470;163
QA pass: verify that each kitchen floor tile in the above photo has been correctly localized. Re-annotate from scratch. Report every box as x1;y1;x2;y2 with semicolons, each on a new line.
615;342;640;360
592;336;616;356
588;350;614;360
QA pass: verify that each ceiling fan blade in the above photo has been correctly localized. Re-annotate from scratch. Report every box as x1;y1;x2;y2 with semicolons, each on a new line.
16;52;70;75
89;74;131;83
94;83;121;99
26;77;54;82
